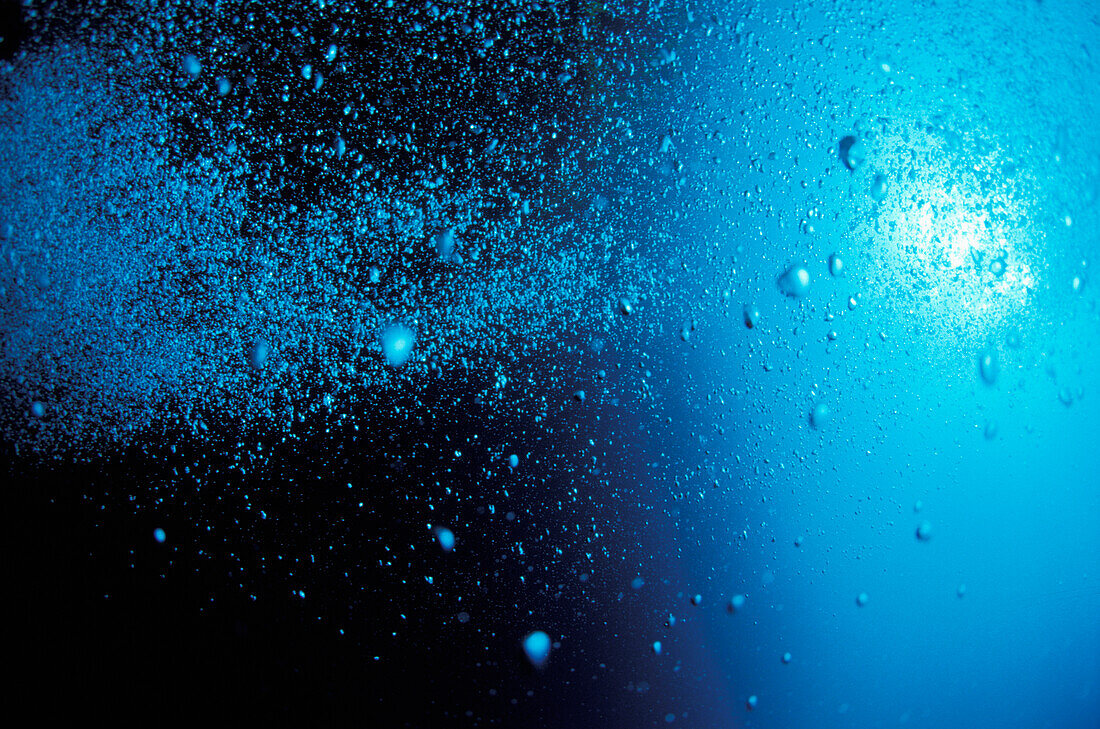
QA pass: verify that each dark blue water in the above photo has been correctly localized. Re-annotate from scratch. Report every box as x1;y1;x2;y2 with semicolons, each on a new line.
3;0;1098;726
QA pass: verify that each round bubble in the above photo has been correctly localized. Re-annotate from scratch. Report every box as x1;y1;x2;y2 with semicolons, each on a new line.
778;265;811;297
382;323;416;367
523;630;552;668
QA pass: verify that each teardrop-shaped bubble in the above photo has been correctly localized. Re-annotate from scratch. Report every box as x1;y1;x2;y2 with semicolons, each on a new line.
435;526;455;552
839;135;865;171
743;304;760;328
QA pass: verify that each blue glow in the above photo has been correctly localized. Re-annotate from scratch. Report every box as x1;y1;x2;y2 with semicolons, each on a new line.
435;527;454;552
522;631;551;668
381;324;415;367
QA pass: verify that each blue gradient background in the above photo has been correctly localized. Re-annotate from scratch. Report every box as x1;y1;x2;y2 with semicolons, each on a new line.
2;0;1097;726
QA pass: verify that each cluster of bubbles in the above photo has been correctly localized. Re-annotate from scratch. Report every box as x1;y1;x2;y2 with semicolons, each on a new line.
0;3;665;451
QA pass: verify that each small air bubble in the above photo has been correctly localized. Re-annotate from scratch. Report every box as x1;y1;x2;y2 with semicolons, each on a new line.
743;304;760;329
870;174;889;201
182;54;201;76
828;253;845;277
839;135;865;171
435;526;455;552
523;631;552;668
979;348;999;385
381;324;415;367
778;265;811;297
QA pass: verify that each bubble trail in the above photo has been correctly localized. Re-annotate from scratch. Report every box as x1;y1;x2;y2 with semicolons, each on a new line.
0;34;656;453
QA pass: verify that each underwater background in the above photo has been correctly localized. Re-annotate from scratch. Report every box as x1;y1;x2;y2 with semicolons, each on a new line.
3;0;1098;726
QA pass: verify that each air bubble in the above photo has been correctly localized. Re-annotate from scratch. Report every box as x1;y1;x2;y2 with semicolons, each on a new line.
839;135;865;171
810;402;831;429
828;253;845;277
522;631;552;668
435;526;455;552
870;174;889;201
249;339;270;369
382;324;415;367
979;348;999;385
778;265;811;297
743;304;760;329
182;53;201;76
1072;271;1087;294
